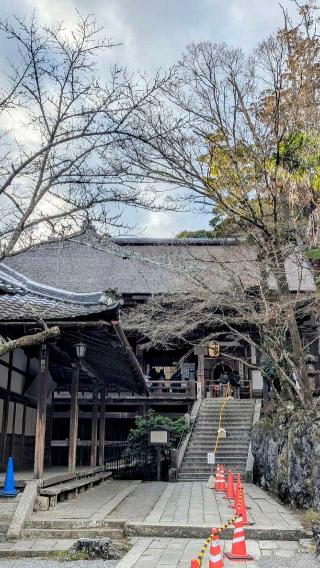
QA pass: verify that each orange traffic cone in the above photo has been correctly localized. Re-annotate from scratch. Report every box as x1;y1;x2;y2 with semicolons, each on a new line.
214;464;221;491
225;469;235;500
209;529;223;568
190;560;199;568
230;473;241;509
224;516;254;561
216;465;225;492
236;485;251;526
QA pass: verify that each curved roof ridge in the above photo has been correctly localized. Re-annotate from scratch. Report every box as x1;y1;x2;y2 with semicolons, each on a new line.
112;237;242;246
0;263;117;308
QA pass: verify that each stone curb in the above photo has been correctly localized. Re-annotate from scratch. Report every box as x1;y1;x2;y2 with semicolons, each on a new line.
7;480;38;539
125;522;308;541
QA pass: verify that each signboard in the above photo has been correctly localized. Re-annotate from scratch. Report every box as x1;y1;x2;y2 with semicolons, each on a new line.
208;342;220;358
149;426;170;446
150;430;168;445
207;452;216;465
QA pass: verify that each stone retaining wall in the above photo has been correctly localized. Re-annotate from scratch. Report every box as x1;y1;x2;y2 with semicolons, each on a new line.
251;403;320;509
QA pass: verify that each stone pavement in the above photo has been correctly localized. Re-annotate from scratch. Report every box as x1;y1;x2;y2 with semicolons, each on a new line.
31;479;302;533
32;479;142;522
0;538;77;557
117;537;314;568
141;482;302;530
27;479;305;542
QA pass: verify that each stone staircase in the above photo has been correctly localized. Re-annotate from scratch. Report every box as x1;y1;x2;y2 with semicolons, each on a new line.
178;399;256;481
0;492;22;540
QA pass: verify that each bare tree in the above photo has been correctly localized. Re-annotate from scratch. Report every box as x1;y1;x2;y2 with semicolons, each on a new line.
124;2;320;405
0;12;172;352
124;242;317;405
0;12;172;260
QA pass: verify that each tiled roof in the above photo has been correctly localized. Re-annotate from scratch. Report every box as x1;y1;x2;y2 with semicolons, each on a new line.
5;230;316;295
0;264;118;321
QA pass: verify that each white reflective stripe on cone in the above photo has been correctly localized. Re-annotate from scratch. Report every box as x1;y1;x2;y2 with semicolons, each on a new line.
233;527;243;534
232;536;245;544
210;553;223;562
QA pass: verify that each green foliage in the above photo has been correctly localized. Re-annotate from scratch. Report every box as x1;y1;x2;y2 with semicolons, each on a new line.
123;410;188;461
305;248;320;261
176;213;241;239
304;509;320;525
176;229;215;238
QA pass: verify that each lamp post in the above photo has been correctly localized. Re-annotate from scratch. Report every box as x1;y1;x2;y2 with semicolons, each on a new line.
75;341;87;359
68;341;87;472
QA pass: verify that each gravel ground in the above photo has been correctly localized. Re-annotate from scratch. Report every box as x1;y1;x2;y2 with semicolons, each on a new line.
257;553;319;567
107;481;166;521
0;561;118;568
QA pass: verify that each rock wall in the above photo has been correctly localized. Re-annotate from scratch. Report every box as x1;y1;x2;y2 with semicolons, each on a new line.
251;403;320;509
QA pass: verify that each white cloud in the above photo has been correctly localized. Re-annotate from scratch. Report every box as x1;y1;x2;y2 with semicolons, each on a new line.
0;0;300;236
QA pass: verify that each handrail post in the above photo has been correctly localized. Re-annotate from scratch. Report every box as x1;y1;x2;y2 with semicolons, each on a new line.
189;379;196;399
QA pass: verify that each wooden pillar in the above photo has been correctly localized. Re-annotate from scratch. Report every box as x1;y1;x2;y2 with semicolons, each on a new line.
34;345;49;479
90;386;98;468
1;352;13;466
68;365;79;472
99;384;106;467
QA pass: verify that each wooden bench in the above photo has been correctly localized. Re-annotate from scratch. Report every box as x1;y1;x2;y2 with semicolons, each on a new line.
39;468;112;508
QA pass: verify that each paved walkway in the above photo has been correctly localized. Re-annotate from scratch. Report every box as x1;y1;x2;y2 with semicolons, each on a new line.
33;479;141;522
142;482;301;529
0;538;77;557
31;480;302;533
117;537;314;568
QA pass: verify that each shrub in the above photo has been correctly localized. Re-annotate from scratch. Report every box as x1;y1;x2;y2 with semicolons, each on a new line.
123;410;188;463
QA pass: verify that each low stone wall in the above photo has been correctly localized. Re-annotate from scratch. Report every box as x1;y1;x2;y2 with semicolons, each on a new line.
251;403;320;510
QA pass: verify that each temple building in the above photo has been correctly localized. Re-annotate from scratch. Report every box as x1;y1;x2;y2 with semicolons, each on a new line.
2;227;318;471
0;263;147;475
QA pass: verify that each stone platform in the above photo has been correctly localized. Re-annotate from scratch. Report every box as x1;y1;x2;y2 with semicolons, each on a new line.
26;480;305;541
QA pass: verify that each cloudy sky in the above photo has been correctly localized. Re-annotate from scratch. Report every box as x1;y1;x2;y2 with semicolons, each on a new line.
1;0;297;237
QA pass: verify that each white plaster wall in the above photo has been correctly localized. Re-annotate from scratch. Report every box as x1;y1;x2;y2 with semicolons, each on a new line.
252;370;263;390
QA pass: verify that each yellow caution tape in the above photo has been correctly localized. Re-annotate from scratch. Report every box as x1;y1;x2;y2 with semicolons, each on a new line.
195;484;243;566
212;382;231;454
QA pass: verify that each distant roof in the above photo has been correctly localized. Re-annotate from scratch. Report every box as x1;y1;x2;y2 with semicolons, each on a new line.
5;229;316;295
113;237;239;246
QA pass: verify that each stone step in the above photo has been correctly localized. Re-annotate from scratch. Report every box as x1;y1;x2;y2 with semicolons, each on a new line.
182;456;248;464
0;494;21;503
192;432;250;438
190;440;250;444
184;453;248;460
178;399;255;481
180;463;247;472
198;418;253;421
194;421;251;428
177;473;245;480
0;513;14;523
193;428;251;433
187;446;249;452
21;527;124;539
200;400;255;405
185;445;249;452
199;410;254;414
0;502;20;513
25;518;125;530
125;521;307;541
191;431;250;437
181;461;247;469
